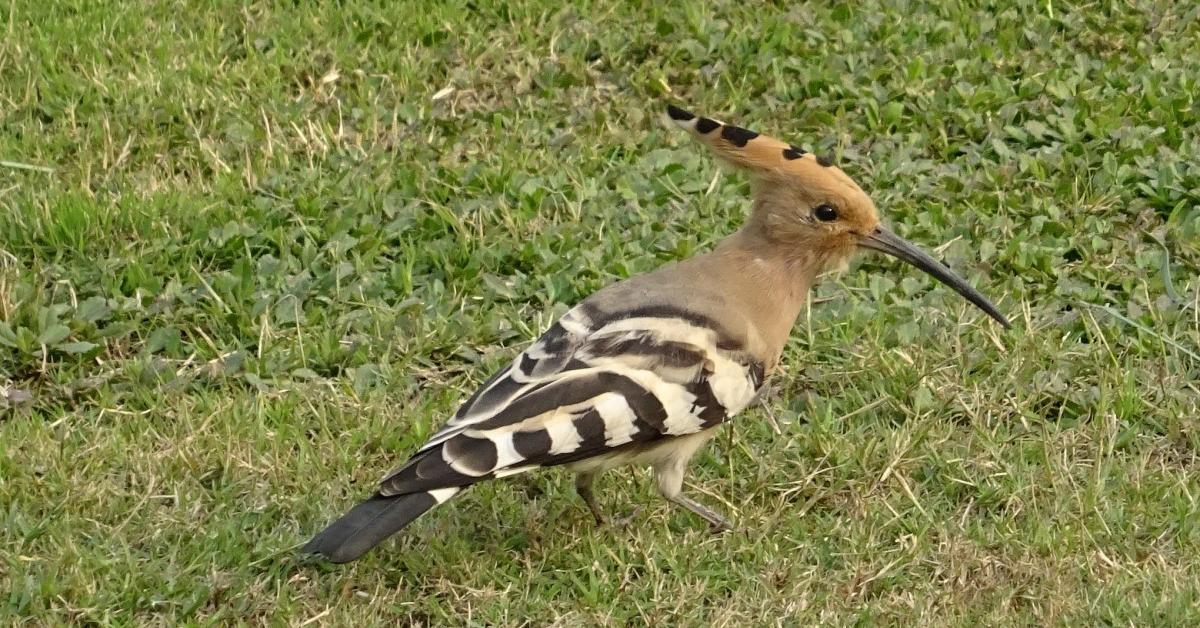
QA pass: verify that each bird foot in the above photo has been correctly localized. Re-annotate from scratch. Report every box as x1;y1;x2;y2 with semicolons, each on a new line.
613;506;645;529
670;494;734;532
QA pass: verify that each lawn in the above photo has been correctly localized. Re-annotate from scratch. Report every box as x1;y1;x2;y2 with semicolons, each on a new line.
2;0;1199;624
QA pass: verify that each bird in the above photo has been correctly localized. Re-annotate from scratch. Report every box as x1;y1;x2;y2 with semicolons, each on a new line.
302;104;1011;563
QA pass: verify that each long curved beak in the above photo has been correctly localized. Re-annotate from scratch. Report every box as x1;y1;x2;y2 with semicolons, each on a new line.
859;226;1011;328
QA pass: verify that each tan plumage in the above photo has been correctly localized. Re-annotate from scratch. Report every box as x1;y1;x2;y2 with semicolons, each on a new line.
302;105;1010;563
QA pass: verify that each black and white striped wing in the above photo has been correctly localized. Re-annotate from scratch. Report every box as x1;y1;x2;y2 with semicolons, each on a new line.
375;304;765;500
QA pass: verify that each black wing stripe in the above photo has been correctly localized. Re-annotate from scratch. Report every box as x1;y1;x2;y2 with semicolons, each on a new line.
572;409;607;449
518;353;538;377
513;428;552;458
473;372;665;431
453;367;508;419
585;333;709;368
530;322;572;355
442;435;499;475
619;381;671;432
381;451;486;496
454;369;528;420
687;379;728;428
601;304;745;351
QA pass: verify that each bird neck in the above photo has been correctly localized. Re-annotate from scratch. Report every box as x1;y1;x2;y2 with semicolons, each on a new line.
710;223;824;367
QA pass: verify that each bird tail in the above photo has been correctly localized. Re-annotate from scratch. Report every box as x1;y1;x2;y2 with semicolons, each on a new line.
302;486;463;563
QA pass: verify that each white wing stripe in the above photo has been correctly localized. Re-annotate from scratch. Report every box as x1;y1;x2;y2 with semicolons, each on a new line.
492;431;525;469
546;412;583;455
427;487;460;503
595;394;638;446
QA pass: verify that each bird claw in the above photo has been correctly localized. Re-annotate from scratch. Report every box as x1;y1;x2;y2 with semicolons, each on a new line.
614;506;644;529
707;517;735;534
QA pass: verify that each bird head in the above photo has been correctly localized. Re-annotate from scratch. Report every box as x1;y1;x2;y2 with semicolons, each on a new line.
667;104;1010;328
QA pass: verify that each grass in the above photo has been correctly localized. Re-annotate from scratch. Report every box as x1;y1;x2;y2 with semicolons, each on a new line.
2;0;1199;624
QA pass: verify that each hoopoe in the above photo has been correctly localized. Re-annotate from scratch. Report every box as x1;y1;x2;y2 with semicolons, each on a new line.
303;105;1010;563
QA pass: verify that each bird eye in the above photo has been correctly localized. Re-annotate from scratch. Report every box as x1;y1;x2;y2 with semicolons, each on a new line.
814;204;839;222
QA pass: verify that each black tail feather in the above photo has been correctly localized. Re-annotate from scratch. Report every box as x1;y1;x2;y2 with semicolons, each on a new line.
302;490;445;563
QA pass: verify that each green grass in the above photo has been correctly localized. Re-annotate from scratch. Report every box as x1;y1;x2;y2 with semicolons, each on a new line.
2;0;1199;624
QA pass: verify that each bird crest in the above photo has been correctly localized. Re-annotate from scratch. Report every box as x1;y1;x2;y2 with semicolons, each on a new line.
666;104;858;188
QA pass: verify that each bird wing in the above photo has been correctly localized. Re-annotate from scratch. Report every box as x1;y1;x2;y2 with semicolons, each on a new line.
375;303;765;497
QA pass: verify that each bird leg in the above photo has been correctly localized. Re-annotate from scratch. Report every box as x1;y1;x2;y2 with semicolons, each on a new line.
654;459;734;533
574;473;606;526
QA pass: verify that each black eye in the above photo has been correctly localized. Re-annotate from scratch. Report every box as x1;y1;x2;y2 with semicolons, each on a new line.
814;204;839;222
